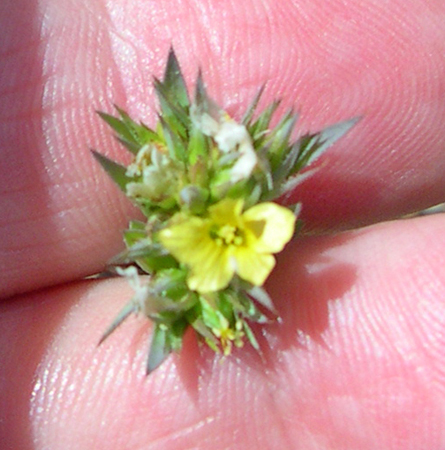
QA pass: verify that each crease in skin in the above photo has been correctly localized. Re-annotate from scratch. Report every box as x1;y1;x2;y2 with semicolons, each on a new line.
137;415;216;449
103;1;162;119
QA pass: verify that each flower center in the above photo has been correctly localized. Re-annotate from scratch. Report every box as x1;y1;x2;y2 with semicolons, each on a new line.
211;224;244;247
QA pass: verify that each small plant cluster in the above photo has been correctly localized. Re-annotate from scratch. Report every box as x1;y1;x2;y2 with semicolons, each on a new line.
93;49;356;373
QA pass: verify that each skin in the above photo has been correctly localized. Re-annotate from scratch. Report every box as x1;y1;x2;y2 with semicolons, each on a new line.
1;0;445;448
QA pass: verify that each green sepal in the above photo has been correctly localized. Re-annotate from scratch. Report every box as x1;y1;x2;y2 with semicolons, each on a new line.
230;290;268;324
264;109;298;170
98;107;160;155
187;124;209;165
246;286;277;315
162;48;190;111
116;137;142;154
159;116;187;162
115;105;161;147
242;320;260;351
124;219;147;239
114;243;178;273
91;150;133;191
270;140;301;187
193;71;210;113
248;99;281;142
146;320;188;374
153;78;189;139
200;295;227;331
187;306;220;349
151;268;190;301
115;222;179;272
291;117;360;174
97;111;136;148
192;71;221;125
241;85;265;125
146;324;170;374
216;292;237;322
98;301;135;345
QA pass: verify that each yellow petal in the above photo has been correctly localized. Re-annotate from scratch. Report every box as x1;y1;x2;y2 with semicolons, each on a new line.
242;202;295;253
234;248;275;286
187;247;235;292
159;216;235;292
208;198;244;226
158;217;210;266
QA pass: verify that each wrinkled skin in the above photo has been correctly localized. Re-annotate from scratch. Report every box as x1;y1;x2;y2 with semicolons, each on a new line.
1;1;445;449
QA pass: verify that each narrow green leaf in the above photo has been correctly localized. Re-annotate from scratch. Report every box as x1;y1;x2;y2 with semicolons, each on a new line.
242;85;265;125
162;47;190;110
147;325;171;374
248;99;281;141
159;116;187;162
295;117;360;172
117;137;142;155
230;291;268;324
154;78;189;138
138;122;162;144
91;150;132;191
271;140;301;186
200;297;224;330
266;109;298;169
194;70;208;110
242;321;260;351
247;286;277;314
190;317;219;344
187;124;209;165
98;301;135;345
97;111;136;144
278;167;320;198
110;241;155;264
115;106;162;148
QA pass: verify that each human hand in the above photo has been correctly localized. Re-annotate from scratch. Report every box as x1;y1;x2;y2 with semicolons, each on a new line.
1;1;445;449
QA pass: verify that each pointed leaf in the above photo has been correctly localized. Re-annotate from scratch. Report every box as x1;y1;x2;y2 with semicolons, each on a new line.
242;320;260;351
97;111;136;144
162;47;190;109
297;117;360;170
248;99;281;140
154;78;189;138
271;140;301;186
278;167;320;198
115;106;162;149
117;137;142;154
266;109;298;169
91;150;132;191
187;124;209;165
190;317;219;344
247;286;277;314
147;325;171;374
242;85;265;125
159;116;187;161
194;70;208;110
98;301;135;345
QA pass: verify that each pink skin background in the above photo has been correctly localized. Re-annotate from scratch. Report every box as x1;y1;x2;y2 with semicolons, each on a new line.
1;0;445;449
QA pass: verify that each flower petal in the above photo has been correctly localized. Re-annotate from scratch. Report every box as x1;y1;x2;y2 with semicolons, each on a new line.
242;203;295;253
208;198;244;226
187;247;234;292
234;248;275;286
158;217;210;266
159;216;235;292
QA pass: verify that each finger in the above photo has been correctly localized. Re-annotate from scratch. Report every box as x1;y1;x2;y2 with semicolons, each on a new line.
1;0;444;297
1;213;445;449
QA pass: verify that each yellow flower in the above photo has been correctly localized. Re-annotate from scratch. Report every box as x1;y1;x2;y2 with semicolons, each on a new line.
158;198;295;293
